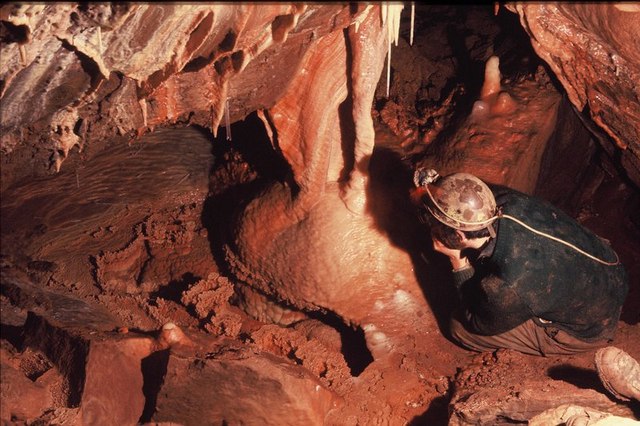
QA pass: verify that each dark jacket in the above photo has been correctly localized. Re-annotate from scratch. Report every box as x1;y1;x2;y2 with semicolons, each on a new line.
453;185;628;341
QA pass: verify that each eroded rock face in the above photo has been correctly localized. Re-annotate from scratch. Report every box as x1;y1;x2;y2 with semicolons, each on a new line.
448;349;636;425
0;3;358;189
153;348;338;426
505;3;640;186
2;4;637;185
418;55;561;193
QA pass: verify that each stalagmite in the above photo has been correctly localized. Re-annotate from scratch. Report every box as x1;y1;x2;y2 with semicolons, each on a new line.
480;55;501;99
472;55;517;119
157;322;193;348
471;99;490;120
492;90;517;114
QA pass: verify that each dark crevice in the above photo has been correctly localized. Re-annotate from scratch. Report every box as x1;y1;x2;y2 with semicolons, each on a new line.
138;348;170;424
0;20;29;44
0;323;24;351
213;55;232;77
219;30;237;52
230;50;245;72
183;55;211;73
22;312;88;407
306;310;374;377
149;272;200;303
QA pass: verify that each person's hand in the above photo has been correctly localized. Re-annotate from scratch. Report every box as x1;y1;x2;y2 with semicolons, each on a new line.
432;237;469;270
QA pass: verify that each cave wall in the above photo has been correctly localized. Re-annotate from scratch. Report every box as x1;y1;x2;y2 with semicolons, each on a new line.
2;0;638;365
505;3;640;186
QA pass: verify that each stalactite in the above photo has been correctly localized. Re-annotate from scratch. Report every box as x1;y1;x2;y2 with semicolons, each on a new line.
381;3;404;98
210;79;229;139
410;2;415;46
97;26;103;53
224;98;232;141
19;44;27;66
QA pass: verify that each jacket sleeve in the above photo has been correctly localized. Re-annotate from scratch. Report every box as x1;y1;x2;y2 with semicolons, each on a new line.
458;274;532;335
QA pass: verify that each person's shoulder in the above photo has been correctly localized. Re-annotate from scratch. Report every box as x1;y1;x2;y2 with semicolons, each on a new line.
488;184;528;202
489;185;551;216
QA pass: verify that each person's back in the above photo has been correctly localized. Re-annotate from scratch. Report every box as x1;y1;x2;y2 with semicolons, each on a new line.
476;186;629;341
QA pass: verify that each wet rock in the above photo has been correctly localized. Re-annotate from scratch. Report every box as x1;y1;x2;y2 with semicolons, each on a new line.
0;359;53;422
529;404;639;426
0;4;356;189
22;312;156;425
1;266;118;332
78;337;154;424
2;267;156;424
152;348;339;425
449;380;631;425
416;56;561;194
506;3;640;187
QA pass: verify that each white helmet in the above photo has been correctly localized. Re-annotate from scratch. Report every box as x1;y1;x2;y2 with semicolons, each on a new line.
414;168;498;234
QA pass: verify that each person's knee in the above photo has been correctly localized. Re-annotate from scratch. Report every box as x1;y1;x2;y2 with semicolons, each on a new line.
448;313;504;353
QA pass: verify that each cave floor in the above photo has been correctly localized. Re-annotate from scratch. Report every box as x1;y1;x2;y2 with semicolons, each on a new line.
1;122;639;424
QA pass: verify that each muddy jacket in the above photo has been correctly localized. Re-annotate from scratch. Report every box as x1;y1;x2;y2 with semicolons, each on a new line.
453;185;628;341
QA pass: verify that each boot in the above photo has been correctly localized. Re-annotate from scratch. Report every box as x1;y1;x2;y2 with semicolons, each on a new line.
595;346;640;402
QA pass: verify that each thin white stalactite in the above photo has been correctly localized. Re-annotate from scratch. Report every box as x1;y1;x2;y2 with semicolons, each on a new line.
382;3;404;97
381;3;387;27
387;36;391;97
410;2;415;46
98;26;103;53
224;98;232;141
392;4;402;47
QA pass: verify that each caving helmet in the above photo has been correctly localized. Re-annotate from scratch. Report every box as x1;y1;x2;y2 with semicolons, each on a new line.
413;168;498;237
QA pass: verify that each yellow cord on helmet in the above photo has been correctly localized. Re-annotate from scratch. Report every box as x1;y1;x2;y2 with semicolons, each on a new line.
417;168;620;266
498;213;620;266
426;187;620;266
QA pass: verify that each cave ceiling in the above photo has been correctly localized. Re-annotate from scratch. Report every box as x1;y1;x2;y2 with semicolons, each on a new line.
0;2;639;190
